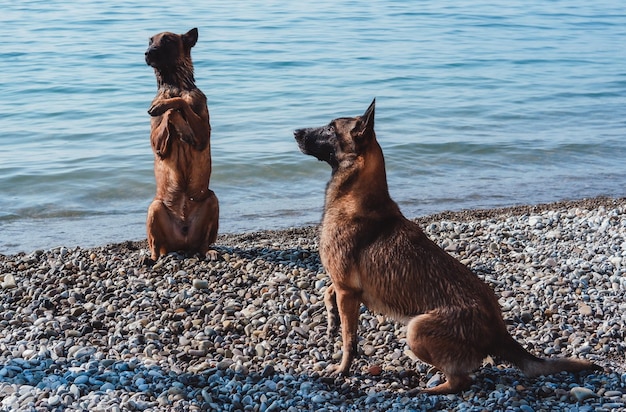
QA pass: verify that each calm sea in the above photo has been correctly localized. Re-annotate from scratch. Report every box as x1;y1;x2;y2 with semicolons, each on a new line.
1;1;625;255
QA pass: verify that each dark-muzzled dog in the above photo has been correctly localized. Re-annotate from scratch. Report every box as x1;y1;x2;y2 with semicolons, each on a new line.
293;99;600;394
144;28;218;263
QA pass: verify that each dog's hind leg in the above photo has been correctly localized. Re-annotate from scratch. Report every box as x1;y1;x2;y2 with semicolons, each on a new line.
146;199;178;261
193;189;219;260
406;311;485;394
204;190;219;245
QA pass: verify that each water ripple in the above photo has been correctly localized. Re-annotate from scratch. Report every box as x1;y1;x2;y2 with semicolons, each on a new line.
0;0;624;253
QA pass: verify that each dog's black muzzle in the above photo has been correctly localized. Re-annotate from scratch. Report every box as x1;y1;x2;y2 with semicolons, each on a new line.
293;128;310;153
294;128;323;156
294;127;336;166
145;47;159;66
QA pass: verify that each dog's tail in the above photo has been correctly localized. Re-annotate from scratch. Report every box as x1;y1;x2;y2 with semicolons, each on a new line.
493;334;601;377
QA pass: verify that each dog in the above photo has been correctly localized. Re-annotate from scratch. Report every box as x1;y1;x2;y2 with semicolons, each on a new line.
144;28;218;263
294;99;600;394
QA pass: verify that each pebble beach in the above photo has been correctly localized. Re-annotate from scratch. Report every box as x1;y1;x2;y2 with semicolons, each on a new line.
1;197;625;411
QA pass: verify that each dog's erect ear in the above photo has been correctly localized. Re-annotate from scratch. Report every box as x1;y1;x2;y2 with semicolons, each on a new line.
353;98;376;139
183;28;199;48
362;98;375;130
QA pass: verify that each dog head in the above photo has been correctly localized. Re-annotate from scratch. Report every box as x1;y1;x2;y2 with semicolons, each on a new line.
145;28;198;70
294;99;376;172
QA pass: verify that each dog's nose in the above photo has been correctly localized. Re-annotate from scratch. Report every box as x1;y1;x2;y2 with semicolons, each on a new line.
145;48;157;65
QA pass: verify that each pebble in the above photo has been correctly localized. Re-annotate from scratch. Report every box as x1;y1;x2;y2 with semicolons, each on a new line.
192;278;209;289
427;372;443;388
579;304;593;316
368;364;383;376
570;386;599;402
1;273;17;289
0;198;624;411
48;395;61;406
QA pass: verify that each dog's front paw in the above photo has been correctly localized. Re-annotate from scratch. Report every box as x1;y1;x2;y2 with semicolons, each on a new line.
326;363;350;378
205;249;220;261
179;131;198;147
148;103;170;116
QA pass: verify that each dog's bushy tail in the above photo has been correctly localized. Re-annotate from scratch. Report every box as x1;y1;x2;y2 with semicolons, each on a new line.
493;334;601;377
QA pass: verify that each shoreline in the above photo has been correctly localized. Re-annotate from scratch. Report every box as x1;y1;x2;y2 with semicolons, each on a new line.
215;195;626;248
2;196;624;258
1;196;625;411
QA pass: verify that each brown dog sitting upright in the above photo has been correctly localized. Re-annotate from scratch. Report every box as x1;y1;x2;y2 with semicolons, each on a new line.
144;28;218;263
294;99;599;394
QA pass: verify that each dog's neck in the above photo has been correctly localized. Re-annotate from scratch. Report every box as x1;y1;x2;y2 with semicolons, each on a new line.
325;141;399;218
154;60;196;92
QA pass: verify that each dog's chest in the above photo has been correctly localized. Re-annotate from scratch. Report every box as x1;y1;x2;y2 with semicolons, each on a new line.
319;218;362;283
319;220;404;318
157;86;183;99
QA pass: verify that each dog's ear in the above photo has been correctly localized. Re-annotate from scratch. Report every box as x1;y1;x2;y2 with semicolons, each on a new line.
183;28;199;48
362;98;375;130
353;98;376;140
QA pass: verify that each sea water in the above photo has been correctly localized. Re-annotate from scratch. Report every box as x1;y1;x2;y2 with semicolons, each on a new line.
1;0;625;254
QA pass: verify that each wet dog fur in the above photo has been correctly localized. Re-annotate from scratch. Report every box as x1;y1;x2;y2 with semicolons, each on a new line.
144;28;218;263
294;99;600;394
